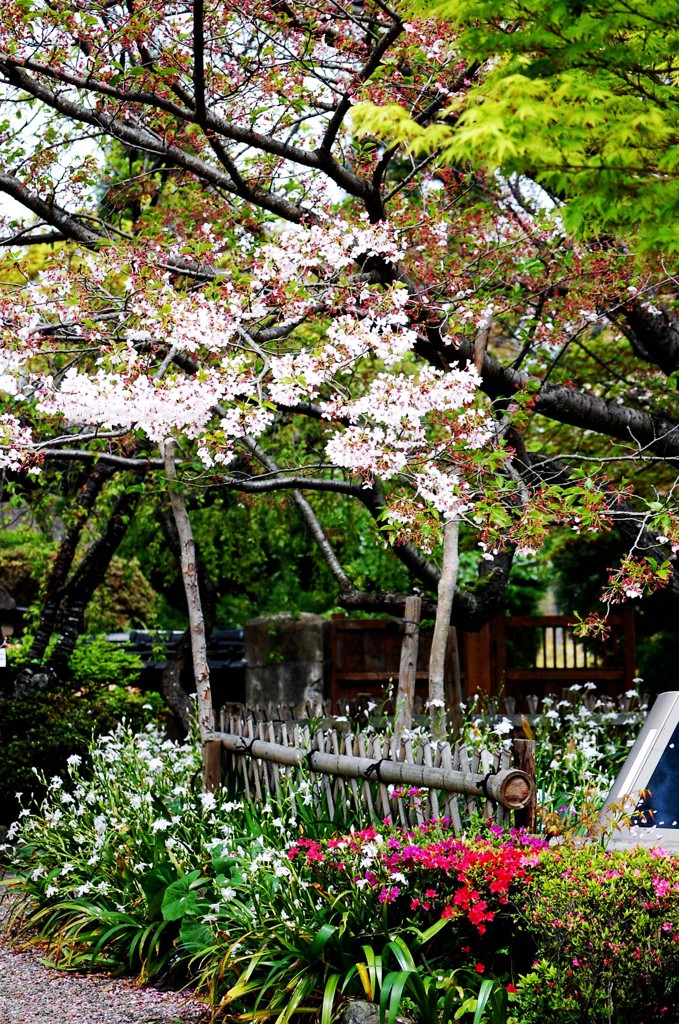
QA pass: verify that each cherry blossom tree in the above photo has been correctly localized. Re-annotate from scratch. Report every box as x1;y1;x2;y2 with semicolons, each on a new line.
0;0;678;732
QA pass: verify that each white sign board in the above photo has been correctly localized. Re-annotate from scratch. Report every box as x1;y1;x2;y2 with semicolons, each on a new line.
601;691;679;849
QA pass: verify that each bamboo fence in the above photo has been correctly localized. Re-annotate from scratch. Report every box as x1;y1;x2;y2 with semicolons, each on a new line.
209;705;536;832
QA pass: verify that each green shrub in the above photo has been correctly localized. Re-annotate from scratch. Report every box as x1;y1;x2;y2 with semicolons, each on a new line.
461;685;646;826
0;679;165;826
3;727;522;1020
515;845;679;1023
0;525;158;634
68;635;144;687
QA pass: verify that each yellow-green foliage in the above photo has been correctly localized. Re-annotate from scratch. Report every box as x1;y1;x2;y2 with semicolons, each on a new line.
355;0;679;251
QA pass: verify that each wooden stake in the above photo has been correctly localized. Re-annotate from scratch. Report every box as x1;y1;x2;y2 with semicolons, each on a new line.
394;595;421;734
203;738;223;791
444;625;463;737
513;738;537;830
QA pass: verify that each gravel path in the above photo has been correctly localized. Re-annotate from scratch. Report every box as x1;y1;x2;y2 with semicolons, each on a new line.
0;885;210;1024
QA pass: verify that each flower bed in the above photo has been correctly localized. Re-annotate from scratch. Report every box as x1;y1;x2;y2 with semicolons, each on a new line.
2;718;678;1024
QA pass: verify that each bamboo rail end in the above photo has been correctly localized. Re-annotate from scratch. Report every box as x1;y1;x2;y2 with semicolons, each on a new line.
485;768;534;810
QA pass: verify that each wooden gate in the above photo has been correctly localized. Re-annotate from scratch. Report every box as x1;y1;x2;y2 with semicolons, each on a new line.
495;606;636;702
329;608;636;710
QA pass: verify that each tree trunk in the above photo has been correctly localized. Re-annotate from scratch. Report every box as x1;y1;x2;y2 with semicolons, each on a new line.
160;647;193;735
428;518;460;738
162;440;215;760
158;504;218;636
156;502;217;735
42;485;143;682
14;465;113;692
394;595;421;735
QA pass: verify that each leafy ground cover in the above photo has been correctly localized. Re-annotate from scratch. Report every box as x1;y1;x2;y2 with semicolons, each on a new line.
1;691;675;1024
0;635;166;826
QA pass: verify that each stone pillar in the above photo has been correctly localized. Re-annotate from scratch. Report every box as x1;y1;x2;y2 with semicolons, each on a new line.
244;613;328;715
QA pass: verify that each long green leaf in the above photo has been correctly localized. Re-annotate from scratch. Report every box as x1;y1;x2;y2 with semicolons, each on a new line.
380;970;412;1024
383;936;416;972
310;923;338;957
473;979;496;1024
321;972;341;1024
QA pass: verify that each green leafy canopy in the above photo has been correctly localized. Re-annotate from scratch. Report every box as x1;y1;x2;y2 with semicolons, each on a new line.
355;0;679;251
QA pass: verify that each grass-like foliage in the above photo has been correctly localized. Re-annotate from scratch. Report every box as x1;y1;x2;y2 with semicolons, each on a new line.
2;700;677;1024
461;684;646;829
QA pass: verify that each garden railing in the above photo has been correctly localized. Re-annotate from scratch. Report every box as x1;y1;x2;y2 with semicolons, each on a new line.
204;706;536;833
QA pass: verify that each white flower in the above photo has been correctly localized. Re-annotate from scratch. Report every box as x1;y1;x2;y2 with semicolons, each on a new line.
67;754;82;767
151;818;172;832
360;843;378;866
200;792;217;812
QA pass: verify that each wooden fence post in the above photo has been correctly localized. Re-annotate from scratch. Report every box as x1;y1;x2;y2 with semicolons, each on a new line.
513;738;537;831
203;738;223;792
395;595;421;734
444;625;463;737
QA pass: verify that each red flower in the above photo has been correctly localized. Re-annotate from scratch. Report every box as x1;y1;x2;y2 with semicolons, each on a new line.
475;963;485;973
506;983;517;994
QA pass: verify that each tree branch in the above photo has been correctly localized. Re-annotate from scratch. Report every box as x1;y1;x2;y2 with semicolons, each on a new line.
240;434;355;594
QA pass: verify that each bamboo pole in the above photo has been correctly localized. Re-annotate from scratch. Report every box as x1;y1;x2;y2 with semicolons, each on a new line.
213;731;534;810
